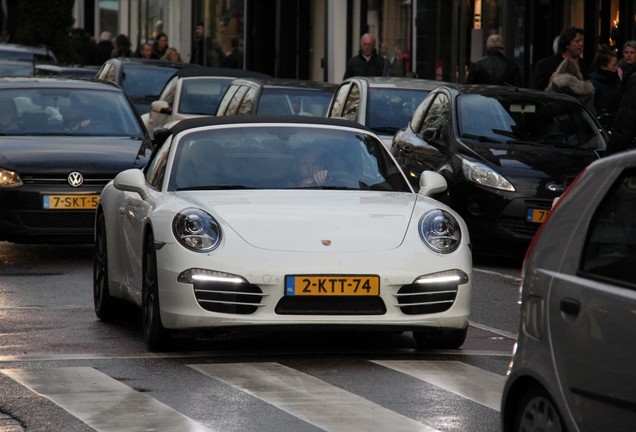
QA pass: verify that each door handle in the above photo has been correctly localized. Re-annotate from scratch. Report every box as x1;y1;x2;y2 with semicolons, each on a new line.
560;298;581;317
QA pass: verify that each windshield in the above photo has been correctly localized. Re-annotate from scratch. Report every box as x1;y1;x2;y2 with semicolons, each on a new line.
179;78;233;115
366;88;430;132
0;88;144;137
121;64;179;99
458;94;606;150
168;125;411;192
257;88;334;116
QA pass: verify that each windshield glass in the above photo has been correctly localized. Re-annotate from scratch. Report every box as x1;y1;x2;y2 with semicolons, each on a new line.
458;94;606;150
168;125;411;192
179;78;233;115
366;88;430;132
121;64;179;99
257;88;334;116
0;88;144;136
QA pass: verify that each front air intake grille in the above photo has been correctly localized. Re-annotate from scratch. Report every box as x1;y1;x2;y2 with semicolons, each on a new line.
18;211;95;229
194;281;264;314
395;283;457;315
498;216;541;237
275;296;386;315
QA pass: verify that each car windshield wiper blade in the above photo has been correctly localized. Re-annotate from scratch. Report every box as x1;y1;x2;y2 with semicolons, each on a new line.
461;133;504;143
491;129;518;139
371;126;400;134
177;184;250;191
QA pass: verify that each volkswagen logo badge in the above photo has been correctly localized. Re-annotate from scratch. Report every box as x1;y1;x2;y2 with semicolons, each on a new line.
68;171;84;187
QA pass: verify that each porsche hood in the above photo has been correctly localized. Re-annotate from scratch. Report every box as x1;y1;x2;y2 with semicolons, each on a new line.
178;191;430;252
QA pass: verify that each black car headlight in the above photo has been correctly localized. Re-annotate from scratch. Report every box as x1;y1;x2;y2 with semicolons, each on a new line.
419;209;462;253
0;168;22;188
461;159;515;191
173;208;221;252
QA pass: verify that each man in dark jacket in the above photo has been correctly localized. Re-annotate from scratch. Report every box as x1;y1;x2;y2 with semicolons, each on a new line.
466;34;521;86
531;27;587;90
343;33;386;79
607;71;636;155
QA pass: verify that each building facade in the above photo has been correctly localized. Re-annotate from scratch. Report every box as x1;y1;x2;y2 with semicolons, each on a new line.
73;0;633;87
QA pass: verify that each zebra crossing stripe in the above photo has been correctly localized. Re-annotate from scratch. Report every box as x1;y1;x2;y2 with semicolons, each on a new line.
191;362;441;432
1;367;210;432
371;360;505;411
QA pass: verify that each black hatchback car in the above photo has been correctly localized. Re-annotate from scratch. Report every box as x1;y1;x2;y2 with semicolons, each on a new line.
95;57;196;114
392;84;607;255
0;77;153;244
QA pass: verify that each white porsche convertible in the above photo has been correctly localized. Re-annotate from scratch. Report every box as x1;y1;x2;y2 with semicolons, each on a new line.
94;116;472;350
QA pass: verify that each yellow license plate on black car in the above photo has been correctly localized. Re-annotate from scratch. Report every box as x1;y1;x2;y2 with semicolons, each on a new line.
527;208;549;223
285;275;380;296
43;194;99;209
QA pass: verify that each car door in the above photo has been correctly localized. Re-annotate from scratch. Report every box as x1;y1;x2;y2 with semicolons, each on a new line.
548;167;636;430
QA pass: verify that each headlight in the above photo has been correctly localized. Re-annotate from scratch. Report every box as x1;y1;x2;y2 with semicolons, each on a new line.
0;168;22;188
419;209;462;253
172;208;221;252
461;159;515;191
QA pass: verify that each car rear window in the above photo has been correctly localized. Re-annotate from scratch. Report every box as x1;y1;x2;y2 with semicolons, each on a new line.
121;64;179;100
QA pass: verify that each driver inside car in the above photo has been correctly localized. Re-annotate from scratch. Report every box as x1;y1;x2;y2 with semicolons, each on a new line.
297;150;329;187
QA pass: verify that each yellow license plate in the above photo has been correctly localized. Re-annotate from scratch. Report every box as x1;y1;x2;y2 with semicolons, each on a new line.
43;194;99;209
285;275;380;296
527;208;549;223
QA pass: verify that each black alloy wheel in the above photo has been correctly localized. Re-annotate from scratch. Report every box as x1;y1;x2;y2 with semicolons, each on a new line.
93;211;117;321
142;231;171;351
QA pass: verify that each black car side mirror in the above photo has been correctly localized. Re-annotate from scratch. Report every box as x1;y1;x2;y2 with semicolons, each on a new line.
422;127;440;142
153;127;172;147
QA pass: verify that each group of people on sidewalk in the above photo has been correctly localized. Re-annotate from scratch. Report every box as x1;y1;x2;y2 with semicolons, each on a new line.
345;28;636;156
71;22;244;69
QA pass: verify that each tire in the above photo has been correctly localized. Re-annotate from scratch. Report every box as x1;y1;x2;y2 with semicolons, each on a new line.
512;385;564;432
413;327;467;349
142;231;171;351
93;211;118;321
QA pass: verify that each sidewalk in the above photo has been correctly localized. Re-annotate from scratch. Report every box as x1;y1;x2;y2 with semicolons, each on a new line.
0;413;23;432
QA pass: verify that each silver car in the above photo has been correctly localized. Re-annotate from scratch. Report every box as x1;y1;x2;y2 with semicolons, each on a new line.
501;149;636;431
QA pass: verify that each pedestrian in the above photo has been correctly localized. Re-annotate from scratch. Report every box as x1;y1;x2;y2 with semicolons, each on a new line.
531;27;587;90
546;58;595;113
226;37;243;69
136;43;159;59
607;69;636;155
190;21;212;66
588;46;620;131
152;32;169;59
111;34;132;58
465;34;521;86
161;47;182;63
70;27;95;66
93;31;114;66
343;33;386;80
618;40;636;94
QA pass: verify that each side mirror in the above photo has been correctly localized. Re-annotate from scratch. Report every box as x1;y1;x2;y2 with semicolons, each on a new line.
418;171;447;196
151;100;172;115
114;169;151;199
422;127;440;142
152;127;172;147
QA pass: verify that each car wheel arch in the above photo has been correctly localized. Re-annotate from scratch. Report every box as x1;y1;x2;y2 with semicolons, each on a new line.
502;376;564;432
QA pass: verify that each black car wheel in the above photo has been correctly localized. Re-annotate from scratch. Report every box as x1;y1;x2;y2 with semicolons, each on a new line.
513;385;564;432
93;211;117;321
413;327;467;349
142;231;171;351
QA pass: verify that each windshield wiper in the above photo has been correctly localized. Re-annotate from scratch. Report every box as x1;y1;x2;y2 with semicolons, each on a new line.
461;133;504;143
372;126;400;134
177;184;249;191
